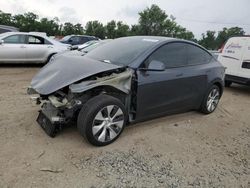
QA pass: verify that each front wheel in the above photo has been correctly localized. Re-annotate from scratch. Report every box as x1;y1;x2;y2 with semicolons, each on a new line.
77;95;127;146
200;85;221;114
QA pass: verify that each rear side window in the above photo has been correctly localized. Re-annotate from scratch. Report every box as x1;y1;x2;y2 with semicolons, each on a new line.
70;36;80;43
187;44;212;65
28;35;44;44
146;42;188;68
3;35;26;44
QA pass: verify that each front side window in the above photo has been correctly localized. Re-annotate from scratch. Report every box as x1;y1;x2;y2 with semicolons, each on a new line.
145;42;188;68
187;44;212;65
3;35;26;44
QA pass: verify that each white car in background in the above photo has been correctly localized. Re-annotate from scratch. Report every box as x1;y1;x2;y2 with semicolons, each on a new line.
0;32;70;64
218;36;250;86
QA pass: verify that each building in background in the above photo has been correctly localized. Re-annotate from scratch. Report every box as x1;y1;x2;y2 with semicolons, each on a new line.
0;25;19;34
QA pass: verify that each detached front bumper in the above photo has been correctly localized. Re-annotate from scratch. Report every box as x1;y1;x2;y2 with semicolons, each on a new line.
27;86;82;137
37;102;66;137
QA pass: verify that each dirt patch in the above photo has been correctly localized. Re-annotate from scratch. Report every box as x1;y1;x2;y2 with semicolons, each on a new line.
0;67;249;188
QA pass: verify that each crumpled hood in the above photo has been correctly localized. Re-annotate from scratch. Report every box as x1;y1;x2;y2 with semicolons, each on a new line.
31;55;122;95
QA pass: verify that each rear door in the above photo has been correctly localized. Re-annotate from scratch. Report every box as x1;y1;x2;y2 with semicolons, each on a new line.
0;34;26;63
219;37;247;76
240;38;250;78
25;35;51;63
186;43;214;105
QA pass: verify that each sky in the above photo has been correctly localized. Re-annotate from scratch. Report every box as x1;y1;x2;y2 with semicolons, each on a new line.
0;0;249;39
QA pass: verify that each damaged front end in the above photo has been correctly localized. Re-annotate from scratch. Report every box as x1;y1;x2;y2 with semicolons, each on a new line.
28;67;134;137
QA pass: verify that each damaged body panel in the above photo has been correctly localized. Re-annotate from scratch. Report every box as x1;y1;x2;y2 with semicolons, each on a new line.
31;55;123;95
69;68;133;94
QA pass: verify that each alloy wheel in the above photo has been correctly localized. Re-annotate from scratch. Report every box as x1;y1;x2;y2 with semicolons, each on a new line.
206;88;220;112
92;105;124;143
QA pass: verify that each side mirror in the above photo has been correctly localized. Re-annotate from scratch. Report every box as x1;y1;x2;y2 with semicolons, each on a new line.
140;60;165;71
0;40;4;45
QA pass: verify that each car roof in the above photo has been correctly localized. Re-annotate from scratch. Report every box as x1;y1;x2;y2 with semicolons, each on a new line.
64;34;97;38
1;31;48;38
115;36;197;45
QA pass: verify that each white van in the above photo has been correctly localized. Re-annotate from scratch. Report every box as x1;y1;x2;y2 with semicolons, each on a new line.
218;36;250;87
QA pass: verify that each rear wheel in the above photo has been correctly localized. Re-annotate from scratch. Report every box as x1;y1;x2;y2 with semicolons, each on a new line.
200;85;221;114
77;95;127;146
225;80;232;87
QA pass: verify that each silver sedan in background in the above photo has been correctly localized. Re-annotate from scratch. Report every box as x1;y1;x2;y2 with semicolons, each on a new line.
0;32;70;64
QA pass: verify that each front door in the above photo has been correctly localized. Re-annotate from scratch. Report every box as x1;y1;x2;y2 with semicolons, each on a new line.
0;34;26;63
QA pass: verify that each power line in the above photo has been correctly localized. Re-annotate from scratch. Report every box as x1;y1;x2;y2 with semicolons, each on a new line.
176;17;250;26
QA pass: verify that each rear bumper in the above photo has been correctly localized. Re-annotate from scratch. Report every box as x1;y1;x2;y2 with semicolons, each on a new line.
225;74;250;85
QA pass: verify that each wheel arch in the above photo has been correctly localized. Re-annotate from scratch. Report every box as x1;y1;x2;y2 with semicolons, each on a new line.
46;53;57;63
80;85;130;107
210;79;224;97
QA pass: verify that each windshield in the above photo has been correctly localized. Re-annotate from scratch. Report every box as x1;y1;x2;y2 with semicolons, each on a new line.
80;42;100;53
60;35;71;42
85;37;160;66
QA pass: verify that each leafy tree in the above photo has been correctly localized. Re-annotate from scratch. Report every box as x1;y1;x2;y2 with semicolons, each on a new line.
73;23;84;35
137;4;195;40
106;20;116;38
62;22;75;35
130;24;140;36
199;31;217;50
85;21;105;39
38;17;60;36
0;10;12;25
138;4;168;36
116;21;130;38
0;7;246;47
22;12;39;31
216;27;245;49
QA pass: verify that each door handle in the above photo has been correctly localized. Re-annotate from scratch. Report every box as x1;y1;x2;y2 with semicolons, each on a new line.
176;73;183;77
20;46;26;48
47;46;53;48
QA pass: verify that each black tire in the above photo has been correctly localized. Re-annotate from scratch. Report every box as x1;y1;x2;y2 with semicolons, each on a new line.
77;94;127;146
225;80;232;87
200;85;221;114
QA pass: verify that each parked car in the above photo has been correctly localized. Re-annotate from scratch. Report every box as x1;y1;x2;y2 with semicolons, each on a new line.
54;39;113;58
60;35;99;46
218;36;250;86
28;36;224;146
70;40;99;50
0;32;70;64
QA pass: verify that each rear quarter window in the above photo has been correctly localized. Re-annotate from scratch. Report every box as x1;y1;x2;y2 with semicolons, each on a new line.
187;44;212;65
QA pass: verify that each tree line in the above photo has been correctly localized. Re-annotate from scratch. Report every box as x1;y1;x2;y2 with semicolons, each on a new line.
0;4;246;50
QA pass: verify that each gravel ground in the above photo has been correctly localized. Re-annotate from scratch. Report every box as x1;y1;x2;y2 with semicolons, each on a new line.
0;67;249;188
